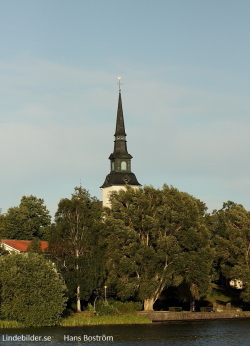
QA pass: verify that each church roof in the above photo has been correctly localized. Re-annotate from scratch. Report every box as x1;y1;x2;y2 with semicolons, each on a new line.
110;91;131;159
109;152;132;160
101;84;140;190
115;91;126;136
100;172;141;188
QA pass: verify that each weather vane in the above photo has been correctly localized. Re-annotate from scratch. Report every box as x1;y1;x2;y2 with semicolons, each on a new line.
117;76;122;91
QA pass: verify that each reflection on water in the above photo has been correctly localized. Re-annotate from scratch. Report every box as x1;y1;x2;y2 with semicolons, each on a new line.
1;319;250;345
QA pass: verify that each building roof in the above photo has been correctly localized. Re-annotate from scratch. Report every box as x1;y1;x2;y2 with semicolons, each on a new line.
110;91;132;160
100;172;141;188
115;91;127;136
1;239;48;252
101;89;140;189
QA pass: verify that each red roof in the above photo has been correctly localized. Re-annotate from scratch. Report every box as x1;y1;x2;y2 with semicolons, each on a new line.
1;239;48;252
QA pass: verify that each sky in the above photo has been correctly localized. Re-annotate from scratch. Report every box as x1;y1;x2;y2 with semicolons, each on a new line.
1;0;250;217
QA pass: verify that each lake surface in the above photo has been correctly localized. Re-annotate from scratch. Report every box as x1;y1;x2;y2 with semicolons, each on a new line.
1;319;250;345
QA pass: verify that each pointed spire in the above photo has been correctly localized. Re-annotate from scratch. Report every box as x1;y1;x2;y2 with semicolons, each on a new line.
115;91;126;136
100;80;141;191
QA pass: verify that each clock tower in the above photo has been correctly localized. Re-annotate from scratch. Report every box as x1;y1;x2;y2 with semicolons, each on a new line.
100;82;141;207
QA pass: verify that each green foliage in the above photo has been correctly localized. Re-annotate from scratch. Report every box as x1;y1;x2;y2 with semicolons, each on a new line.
103;185;213;310
105;299;142;313
0;213;5;237
86;303;96;313
0;320;25;328
212;201;250;302
0;244;9;256
27;237;43;252
0;195;51;240
0;253;67;326
60;313;151;326
48;186;104;309
93;299;142;316
95;301;118;316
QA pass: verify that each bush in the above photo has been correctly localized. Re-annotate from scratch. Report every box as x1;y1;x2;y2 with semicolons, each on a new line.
0;253;67;326
107;299;142;313
86;303;96;313
95;301;118;316
93;299;142;316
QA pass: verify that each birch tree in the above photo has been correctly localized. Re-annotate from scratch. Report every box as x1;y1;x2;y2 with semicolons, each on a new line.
48;187;102;312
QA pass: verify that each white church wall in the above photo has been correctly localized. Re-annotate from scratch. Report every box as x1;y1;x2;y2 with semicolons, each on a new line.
102;185;139;208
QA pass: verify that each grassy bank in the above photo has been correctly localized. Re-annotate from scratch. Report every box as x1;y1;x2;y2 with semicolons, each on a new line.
60;313;151;326
0;320;25;328
0;312;151;328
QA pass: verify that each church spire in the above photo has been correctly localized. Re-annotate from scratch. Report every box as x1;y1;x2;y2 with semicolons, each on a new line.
100;79;141;205
115;91;126;137
111;91;131;160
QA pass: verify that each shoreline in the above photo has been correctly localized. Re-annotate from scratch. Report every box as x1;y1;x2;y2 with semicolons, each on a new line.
137;311;250;322
2;311;250;328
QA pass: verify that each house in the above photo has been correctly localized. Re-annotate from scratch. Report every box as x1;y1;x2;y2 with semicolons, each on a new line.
0;239;48;254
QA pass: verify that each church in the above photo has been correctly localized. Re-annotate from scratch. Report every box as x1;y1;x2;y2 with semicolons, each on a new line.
100;80;141;207
0;79;140;253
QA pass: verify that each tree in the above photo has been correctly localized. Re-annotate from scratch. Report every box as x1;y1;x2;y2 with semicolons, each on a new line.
0;210;5;236
212;201;250;302
48;186;103;312
103;185;213;311
0;195;51;240
0;252;67;326
27;237;43;252
0;244;9;257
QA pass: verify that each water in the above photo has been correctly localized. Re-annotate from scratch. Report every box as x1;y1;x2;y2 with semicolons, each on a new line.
1;319;250;345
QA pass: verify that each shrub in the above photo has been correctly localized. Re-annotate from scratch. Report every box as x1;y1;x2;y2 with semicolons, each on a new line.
95;300;119;316
108;299;142;313
94;299;142;315
0;253;67;326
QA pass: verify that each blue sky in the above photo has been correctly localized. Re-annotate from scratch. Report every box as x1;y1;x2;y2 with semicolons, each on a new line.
1;0;250;216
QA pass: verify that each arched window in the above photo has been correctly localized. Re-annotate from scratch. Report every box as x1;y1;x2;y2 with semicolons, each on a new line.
121;161;126;170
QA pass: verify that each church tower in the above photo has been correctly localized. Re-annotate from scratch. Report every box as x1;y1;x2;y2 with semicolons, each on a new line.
100;80;141;207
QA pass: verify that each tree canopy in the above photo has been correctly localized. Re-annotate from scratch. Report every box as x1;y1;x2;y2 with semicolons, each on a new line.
212;201;250;302
103;185;213;310
3;186;250;313
0;195;51;240
0;253;67;326
48;186;103;312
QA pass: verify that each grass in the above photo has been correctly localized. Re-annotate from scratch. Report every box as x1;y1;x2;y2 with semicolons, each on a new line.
205;283;242;306
0;320;25;328
207;284;233;303
0;313;151;328
60;313;151;326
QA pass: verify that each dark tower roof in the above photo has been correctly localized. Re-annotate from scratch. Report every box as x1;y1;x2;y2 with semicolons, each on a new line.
115;92;126;136
109;94;132;161
100;89;141;189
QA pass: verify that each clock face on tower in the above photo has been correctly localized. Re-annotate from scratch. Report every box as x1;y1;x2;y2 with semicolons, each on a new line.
122;174;131;184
